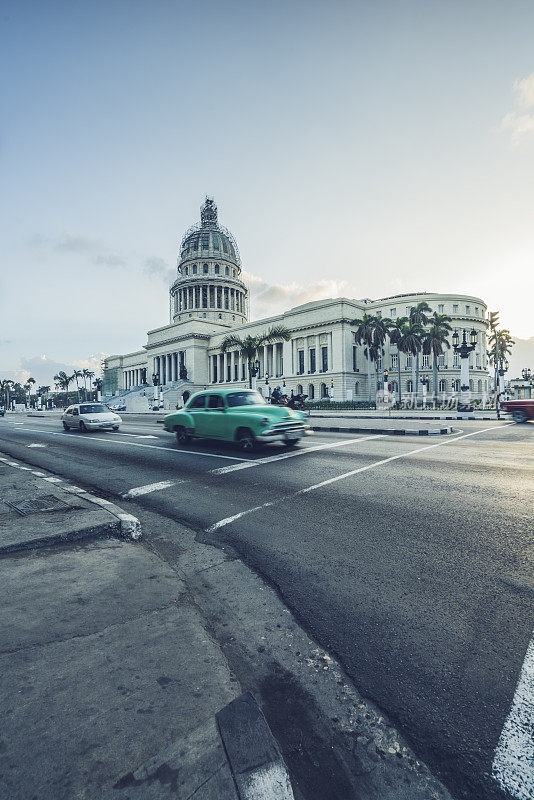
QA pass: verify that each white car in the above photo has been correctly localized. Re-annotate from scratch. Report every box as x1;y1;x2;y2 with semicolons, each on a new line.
62;403;122;432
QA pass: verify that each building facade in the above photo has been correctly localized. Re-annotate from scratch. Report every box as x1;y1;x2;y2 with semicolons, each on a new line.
103;199;490;408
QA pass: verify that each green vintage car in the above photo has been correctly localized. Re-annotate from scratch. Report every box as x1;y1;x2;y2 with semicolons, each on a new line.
163;389;310;451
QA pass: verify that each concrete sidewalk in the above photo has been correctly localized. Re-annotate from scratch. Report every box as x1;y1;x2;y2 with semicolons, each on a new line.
0;456;294;800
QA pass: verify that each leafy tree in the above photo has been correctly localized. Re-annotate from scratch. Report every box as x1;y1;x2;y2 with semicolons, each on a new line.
24;377;36;407
220;326;291;388
54;371;73;406
422;312;452;403
0;379;14;409
402;321;425;397
388;317;409;403
409;302;432;397
351;313;377;402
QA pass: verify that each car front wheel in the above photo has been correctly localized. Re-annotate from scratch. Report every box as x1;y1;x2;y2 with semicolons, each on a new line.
79;421;87;432
175;426;191;444
236;428;256;452
62;421;68;430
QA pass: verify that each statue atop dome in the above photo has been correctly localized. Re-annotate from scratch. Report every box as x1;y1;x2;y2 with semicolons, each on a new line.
200;197;217;227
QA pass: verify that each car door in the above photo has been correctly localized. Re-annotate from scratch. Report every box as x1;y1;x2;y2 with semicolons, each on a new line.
71;407;80;428
64;407;73;427
187;394;207;435
203;394;226;438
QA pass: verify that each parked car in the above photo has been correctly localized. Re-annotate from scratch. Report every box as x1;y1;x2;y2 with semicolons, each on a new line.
163;389;310;450
62;403;122;432
500;398;534;423
0;407;4;417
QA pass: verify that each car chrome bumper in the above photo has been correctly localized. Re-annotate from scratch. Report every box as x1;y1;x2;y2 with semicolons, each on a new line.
257;426;311;442
86;423;120;429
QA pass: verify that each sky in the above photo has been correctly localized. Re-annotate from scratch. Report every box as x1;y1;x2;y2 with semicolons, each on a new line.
1;0;534;388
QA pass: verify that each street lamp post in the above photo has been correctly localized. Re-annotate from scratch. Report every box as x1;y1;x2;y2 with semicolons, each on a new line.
496;357;509;418
452;328;478;411
419;375;429;409
250;359;260;391
521;367;533;399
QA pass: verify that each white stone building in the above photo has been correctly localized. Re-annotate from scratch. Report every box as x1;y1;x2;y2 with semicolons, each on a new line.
103;199;490;409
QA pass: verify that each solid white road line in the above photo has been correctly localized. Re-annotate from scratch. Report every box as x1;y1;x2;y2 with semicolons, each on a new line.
206;424;512;532
116;433;159;439
27;443;46;448
11;428;253;463
492;633;534;800
211;434;384;474
121;480;179;499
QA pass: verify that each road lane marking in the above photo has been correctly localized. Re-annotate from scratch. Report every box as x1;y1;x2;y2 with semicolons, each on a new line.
206;424;513;532
27;443;46;448
492;633;534;800
43;476;62;483
210;435;384;474
115;433;159;439
8;428;254;463
121;480;180;499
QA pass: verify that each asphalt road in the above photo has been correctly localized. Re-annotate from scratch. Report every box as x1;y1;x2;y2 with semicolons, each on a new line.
0;413;532;800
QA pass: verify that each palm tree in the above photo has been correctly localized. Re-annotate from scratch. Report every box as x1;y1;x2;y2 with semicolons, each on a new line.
351;313;377;402
54;371;73;406
402;321;424;399
388;317;409;403
72;369;83;401
422;312;452;404
220;325;291;388
372;316;393;397
84;369;95;399
409;301;432;399
24;377;36;408
93;377;102;399
0;379;14;410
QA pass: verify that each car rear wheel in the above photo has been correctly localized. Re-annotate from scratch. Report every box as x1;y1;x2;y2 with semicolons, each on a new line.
112;425;119;431
175;426;191;444
79;421;87;432
236;428;256;452
62;421;68;430
512;410;528;423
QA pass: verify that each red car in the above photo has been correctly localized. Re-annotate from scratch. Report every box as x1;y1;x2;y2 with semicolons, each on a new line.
500;399;534;423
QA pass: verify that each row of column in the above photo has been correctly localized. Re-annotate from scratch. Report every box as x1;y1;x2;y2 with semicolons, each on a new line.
176;284;245;314
210;344;284;384
153;352;186;386
124;368;146;389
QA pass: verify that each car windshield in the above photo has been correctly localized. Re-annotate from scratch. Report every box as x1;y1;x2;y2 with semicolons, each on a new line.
79;404;108;414
226;391;267;408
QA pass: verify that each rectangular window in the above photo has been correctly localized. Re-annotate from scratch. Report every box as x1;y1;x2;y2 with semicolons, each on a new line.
390;308;396;317
227;362;231;382
438;304;444;313
406;306;413;316
298;350;304;374
309;348;316;373
438;354;445;367
406;355;412;368
453;304;458;313
422;354;429;368
353;346;358;371
453;353;460;367
202;235;209;249
476;353;480;367
465;305;470;315
391;354;398;368
212;355;217;383
475;306;478;316
321;346;328;372
212;234;220;250
224;288;229;309
222;239;228;253
241;362;245;381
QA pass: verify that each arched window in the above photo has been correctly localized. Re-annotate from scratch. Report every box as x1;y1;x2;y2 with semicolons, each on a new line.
192;264;197;274
407;379;413;393
439;379;446;392
203;263;208;274
233;269;236;277
214;264;219;274
308;384;315;399
184;266;188;275
477;379;482;393
296;384;303;395
391;381;398;392
225;266;229;275
354;381;359;395
453;379;460;392
320;382;328;398
469;379;474;391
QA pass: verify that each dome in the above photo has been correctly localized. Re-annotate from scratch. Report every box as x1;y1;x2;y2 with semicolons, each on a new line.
178;198;241;270
170;197;248;326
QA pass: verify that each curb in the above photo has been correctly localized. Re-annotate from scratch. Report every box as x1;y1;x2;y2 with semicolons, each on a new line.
311;425;454;436
310;413;496;421
0;454;142;544
217;692;295;799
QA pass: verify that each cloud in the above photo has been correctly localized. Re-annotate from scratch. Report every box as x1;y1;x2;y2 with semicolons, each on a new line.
32;232;128;268
16;353;107;387
500;73;534;144
144;257;175;285
243;271;354;319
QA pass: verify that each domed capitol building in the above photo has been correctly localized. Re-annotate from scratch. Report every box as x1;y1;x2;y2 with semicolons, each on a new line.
103;198;490;408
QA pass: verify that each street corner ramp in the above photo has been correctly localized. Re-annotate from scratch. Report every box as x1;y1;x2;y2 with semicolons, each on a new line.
106;692;295;800
217;691;295;800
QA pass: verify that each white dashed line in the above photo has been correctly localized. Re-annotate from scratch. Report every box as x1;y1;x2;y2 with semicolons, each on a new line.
116;433;159;439
27;443;47;448
43;476;62;483
492;633;534;800
211;435;383;474
121;480;179;499
206;424;512;532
